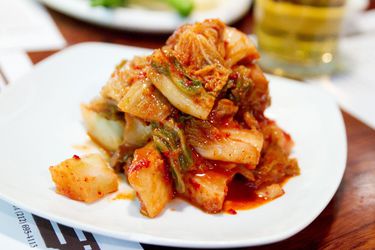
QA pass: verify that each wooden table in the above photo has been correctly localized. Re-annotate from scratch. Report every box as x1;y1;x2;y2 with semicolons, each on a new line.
28;4;375;250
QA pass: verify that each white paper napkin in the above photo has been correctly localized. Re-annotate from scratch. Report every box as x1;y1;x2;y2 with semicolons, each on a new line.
0;50;33;83
0;199;143;250
0;0;66;51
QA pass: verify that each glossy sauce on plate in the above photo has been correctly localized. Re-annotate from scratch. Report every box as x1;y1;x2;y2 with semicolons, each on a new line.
224;175;290;213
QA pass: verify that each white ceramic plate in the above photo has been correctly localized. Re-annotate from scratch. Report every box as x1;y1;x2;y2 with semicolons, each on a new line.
39;0;252;32
0;43;347;248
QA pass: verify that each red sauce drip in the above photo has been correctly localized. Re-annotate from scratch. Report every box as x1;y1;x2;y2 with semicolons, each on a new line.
227;208;237;215
224;176;268;211
72;155;80;160
224;175;292;213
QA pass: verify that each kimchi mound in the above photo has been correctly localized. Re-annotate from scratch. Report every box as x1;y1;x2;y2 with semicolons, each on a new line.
49;19;300;218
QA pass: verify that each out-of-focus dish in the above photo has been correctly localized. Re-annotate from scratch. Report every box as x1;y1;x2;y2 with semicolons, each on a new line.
38;0;252;32
0;42;346;248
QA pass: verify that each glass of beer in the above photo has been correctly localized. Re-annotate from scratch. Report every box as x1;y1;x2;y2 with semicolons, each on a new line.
254;0;346;78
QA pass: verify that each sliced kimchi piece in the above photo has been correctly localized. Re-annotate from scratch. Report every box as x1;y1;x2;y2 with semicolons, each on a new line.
49;154;118;203
227;64;270;118
149;19;233;119
223;27;259;67
148;49;216;119
127;142;173;218
152;119;193;193
185;119;263;165
183;169;235;213
81;99;124;152
101;57;148;103
118;81;172;122
102;56;173;122
123;114;152;147
255;184;284;200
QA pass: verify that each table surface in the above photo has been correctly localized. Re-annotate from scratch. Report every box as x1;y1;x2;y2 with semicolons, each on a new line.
27;4;375;250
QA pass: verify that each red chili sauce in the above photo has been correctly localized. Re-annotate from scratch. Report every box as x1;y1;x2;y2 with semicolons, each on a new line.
224;175;290;214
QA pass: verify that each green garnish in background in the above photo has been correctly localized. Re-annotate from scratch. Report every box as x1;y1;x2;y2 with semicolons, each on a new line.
91;0;126;8
90;0;194;17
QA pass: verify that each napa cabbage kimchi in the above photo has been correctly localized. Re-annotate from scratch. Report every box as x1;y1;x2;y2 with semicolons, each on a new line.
50;19;299;218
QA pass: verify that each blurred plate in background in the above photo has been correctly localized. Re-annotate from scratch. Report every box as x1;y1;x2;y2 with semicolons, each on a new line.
39;0;252;32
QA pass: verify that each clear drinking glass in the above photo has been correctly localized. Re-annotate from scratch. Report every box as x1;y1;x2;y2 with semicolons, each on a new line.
254;0;346;78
